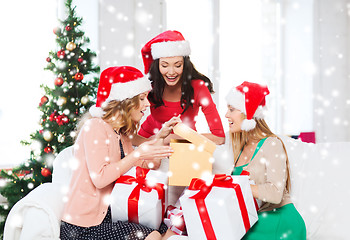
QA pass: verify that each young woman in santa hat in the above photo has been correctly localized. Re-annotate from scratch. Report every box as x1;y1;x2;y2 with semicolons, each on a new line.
138;30;225;145
60;66;180;240
225;81;306;239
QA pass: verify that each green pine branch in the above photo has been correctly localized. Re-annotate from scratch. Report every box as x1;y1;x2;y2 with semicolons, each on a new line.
0;0;100;237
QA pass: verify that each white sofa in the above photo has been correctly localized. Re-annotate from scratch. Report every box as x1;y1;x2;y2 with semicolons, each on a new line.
3;136;350;239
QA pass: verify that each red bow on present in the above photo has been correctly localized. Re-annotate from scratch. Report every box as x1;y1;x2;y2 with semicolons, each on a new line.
188;174;251;240
115;167;165;224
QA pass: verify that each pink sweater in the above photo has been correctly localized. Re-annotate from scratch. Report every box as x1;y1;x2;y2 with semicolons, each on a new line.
62;118;140;227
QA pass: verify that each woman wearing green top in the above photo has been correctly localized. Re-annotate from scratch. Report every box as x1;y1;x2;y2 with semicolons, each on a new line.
225;81;306;240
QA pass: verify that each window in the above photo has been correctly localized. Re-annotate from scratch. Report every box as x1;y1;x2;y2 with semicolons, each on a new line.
166;0;279;133
166;0;216;133
0;1;57;167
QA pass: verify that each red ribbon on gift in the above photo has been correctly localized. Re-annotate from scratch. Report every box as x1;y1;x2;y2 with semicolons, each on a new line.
164;205;186;235
188;174;251;239
240;170;260;211
115;167;165;224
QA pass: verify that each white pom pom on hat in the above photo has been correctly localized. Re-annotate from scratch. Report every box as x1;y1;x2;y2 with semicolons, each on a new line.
89;66;152;117
225;81;270;131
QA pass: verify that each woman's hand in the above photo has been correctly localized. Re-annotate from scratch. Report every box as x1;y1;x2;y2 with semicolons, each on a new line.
135;139;174;169
155;115;182;140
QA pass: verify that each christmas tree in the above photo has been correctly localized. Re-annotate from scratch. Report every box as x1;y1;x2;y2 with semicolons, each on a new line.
0;0;99;235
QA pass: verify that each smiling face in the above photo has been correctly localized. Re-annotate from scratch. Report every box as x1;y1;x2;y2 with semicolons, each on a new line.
130;91;150;122
159;56;184;87
225;105;244;133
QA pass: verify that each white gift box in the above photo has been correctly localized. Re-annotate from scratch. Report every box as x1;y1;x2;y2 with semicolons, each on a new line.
179;175;258;240
110;166;168;229
240;170;262;210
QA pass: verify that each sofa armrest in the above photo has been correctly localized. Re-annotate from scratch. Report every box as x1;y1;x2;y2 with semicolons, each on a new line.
4;183;65;240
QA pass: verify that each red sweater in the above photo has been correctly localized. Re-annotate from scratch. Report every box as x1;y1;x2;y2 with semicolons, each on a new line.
139;80;225;138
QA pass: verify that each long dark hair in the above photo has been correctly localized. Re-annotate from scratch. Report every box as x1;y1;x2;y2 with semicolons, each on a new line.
148;56;214;113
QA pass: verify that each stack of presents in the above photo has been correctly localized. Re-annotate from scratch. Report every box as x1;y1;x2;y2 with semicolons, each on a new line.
110;123;258;239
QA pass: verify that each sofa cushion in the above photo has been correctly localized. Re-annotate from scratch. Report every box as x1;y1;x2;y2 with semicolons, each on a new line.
282;136;350;239
52;146;74;188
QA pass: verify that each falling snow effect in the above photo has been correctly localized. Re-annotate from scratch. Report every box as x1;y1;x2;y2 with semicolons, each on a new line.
2;0;350;239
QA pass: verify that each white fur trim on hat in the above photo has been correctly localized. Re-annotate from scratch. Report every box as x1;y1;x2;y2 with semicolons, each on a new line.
151;40;191;59
241;119;256;131
254;105;268;119
105;76;152;102
89;105;105;118
225;88;246;114
225;87;267;119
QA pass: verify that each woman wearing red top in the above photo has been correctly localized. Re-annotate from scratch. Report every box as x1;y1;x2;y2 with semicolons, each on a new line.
138;30;225;145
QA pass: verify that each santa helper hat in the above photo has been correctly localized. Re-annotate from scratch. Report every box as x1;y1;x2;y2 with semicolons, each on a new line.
225;81;270;131
89;66;152;117
141;30;191;74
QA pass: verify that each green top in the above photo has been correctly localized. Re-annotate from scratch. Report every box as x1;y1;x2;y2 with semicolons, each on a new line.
231;138;267;175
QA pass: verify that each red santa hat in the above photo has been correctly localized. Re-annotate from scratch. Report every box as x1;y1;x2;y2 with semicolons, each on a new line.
141;30;191;74
225;81;270;131
89;66;152;117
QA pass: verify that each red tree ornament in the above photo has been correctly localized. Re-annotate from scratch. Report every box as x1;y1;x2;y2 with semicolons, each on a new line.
39;96;49;106
57;49;66;59
44;146;53;154
77;57;83;63
54;77;64;87
46;57;51;62
65;25;72;31
49;111;58;121
41;168;52;177
74;72;84;81
53;27;61;35
56;114;69;125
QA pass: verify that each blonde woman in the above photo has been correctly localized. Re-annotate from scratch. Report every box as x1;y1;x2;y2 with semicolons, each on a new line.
60;66;180;240
225;81;306;239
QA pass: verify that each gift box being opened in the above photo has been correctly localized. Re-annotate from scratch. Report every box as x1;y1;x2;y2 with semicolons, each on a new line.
169;123;217;186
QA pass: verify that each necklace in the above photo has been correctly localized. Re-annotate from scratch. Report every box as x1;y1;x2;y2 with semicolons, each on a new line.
114;130;126;158
234;145;245;166
235;141;257;166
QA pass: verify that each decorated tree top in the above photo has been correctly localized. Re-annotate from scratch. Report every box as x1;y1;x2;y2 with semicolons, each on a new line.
0;0;100;236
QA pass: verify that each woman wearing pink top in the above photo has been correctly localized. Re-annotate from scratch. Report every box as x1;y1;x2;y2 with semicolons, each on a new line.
138;30;225;145
60;66;180;240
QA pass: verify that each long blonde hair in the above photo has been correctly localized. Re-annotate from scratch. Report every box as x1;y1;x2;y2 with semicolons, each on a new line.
75;95;141;138
230;115;291;192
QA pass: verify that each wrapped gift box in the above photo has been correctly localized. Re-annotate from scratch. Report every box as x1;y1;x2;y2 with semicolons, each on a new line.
110;166;168;229
169;123;216;186
179;175;258;240
240;170;262;210
163;205;187;235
